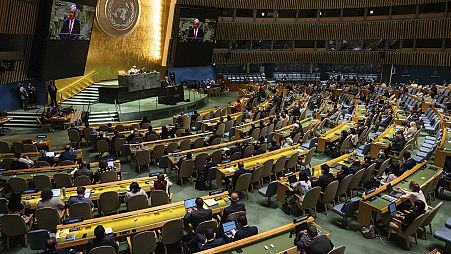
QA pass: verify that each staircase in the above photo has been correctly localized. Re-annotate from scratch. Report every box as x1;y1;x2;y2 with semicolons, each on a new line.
4;111;40;128
87;111;119;125
60;83;101;107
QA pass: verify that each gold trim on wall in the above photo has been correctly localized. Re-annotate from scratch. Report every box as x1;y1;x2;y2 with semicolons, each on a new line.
177;0;448;10
212;50;451;66
216;18;451;40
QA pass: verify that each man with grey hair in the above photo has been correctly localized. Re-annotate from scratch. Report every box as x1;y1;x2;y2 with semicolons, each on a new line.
60;4;80;40
187;18;204;42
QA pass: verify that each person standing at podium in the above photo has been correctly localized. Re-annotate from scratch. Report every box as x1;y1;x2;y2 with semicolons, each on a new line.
60;4;80;40
162;76;171;88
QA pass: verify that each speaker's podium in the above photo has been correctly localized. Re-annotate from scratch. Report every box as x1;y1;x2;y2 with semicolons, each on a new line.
158;86;185;105
98;71;184;105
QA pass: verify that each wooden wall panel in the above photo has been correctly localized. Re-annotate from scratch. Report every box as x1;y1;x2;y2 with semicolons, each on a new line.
216;18;451;40
0;0;39;85
212;50;451;66
178;0;447;10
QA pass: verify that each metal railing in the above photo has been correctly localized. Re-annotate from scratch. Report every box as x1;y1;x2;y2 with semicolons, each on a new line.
57;71;97;104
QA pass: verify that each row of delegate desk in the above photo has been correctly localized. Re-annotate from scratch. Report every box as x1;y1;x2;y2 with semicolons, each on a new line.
357;161;442;226
55;191;231;249
216;145;307;188
22;176;154;210
166;118;318;171
197;217;329;254
0;137;53;152
0;160;121;183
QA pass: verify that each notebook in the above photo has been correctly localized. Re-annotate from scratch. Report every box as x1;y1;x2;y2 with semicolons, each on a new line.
46;152;55;157
204;199;218;207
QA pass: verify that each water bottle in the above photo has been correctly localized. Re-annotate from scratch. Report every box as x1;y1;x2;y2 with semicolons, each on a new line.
62;187;66;197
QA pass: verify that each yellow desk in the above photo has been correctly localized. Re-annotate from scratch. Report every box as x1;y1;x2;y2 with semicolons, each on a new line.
128;132;212;155
317;121;355;152
274;118;319;142
197;218;318;254
216;146;306;188
357;162;441;226
0;137;53;151
434;127;450;168
172;107;220;123
315;100;334;121
201;112;242;131
167;138;251;165
369;124;403;158
55;192;230;249
22;176;155;209
276;152;358;204
0;149;83;163
0;161;122;182
352;105;366;122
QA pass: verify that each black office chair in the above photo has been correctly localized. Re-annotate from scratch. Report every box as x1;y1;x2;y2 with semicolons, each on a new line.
332;197;361;228
28;230;50;251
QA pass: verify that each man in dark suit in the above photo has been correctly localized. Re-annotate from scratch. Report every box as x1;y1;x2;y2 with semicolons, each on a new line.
222;192;246;222
59;144;77;162
193;227;225;251
233;215;258;241
187;19;204;42
87;225;118;253
372;151;386;171
313;165;335;191
74;161;93;181
295;224;334;254
399;151;417;174
60;4;81;40
184;197;213;229
232;162;250;189
386;131;407;156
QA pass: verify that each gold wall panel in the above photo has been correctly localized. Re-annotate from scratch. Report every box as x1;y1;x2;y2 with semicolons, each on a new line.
216;18;451;40
56;0;173;88
178;0;447;10
212;50;451;66
0;0;39;85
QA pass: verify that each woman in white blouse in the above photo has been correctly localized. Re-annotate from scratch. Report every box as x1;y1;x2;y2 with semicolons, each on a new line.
403;122;417;140
124;182;148;202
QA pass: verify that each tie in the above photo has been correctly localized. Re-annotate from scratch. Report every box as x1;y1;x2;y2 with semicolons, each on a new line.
194;29;197;38
69;20;73;33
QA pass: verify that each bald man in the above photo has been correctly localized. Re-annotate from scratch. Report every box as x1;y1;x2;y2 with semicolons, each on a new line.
60;4;81;40
222;192;246;222
187;18;204;42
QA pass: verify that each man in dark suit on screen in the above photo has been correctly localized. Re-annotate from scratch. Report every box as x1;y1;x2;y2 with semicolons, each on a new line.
60;4;81;40
187;19;204;42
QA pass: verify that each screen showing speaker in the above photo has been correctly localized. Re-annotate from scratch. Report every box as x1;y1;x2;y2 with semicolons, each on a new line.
48;0;96;41
173;7;218;67
30;0;97;81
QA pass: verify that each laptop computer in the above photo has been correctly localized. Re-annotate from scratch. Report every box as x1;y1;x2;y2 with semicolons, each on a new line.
51;189;61;197
46;152;55;158
388;202;397;216
222;221;237;238
107;161;115;168
184;198;196;209
386;184;403;198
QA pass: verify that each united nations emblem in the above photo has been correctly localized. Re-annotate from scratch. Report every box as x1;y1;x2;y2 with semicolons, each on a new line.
96;0;141;37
